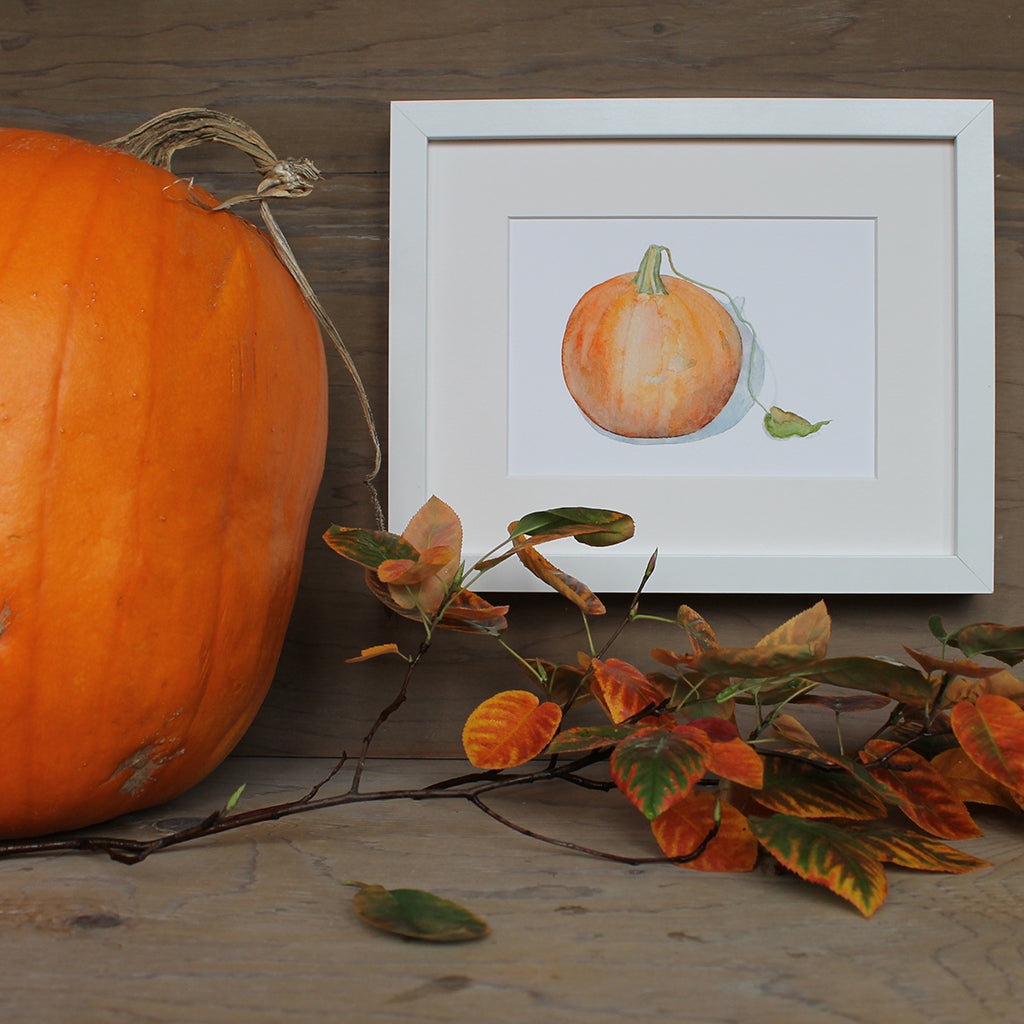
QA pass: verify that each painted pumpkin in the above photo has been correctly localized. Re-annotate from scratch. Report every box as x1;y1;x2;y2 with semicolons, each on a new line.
0;118;328;837
562;245;743;439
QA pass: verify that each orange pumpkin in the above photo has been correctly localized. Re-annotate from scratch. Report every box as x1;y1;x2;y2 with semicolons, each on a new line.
562;245;743;439
0;120;328;837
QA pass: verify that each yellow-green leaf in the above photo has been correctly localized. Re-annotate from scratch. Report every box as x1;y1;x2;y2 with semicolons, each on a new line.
764;406;830;439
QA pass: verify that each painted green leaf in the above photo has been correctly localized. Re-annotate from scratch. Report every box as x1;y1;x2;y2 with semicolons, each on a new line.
844;823;990;874
755;755;888;820
764;406;830;439
946;623;1024;666
610;724;713;820
748;813;887;917
352;885;489;942
950;693;1024;793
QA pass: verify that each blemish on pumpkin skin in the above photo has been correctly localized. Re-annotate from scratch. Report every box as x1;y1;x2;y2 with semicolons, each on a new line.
112;741;185;796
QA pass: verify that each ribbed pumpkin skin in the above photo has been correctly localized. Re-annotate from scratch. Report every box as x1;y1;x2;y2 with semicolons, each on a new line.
0;128;328;838
562;273;743;439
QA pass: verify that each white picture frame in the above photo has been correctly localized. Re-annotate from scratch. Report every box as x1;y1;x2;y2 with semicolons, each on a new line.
388;98;994;595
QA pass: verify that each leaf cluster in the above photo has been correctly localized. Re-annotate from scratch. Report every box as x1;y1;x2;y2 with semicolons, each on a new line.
327;497;1024;918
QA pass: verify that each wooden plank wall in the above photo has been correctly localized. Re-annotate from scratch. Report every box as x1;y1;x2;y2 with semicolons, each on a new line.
3;0;1022;757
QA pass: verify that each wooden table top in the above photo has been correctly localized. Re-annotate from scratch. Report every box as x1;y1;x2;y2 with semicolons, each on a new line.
1;755;1020;1024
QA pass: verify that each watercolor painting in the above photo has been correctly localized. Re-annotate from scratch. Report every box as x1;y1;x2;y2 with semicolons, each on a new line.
506;218;877;480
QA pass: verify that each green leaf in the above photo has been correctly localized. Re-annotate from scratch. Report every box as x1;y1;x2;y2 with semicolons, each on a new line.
748;813;887;917
946;623;1024;666
800;656;937;704
763;406;830;439
223;784;246;813
610;724;713;820
351;885;489;943
512;507;635;547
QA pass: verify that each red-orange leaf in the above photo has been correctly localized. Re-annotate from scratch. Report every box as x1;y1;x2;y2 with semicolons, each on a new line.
590;658;669;724
652;790;758;872
860;739;982;839
462;691;561;769
950;693;1024;794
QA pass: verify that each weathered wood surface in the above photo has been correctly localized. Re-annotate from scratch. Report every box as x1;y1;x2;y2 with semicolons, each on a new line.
2;0;1023;758
0;755;1021;1024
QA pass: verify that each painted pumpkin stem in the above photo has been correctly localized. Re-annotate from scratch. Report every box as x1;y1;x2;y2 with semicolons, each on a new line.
107;108;384;529
631;244;670;296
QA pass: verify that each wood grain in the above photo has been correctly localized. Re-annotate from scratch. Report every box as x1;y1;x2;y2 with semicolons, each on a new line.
1;0;1023;757
0;755;1021;1024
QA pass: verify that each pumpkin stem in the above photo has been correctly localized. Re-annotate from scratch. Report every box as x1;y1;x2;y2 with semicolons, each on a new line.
631;244;670;296
106;109;384;529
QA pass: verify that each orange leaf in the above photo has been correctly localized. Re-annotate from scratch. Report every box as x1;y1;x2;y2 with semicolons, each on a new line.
688;718;764;789
438;588;509;635
652;791;759;872
757;600;831;658
931;748;1022;812
392;496;463;614
345;643;404;663
950;693;1024;794
676;606;721;654
860;739;982;839
590;658;669;724
903;647;1005;679
377;545;459;585
770;713;820;748
462;691;562;769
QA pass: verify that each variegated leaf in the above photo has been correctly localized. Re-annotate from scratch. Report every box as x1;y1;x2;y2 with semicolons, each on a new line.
610;725;713;820
755;755;888;820
749;813;886;917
